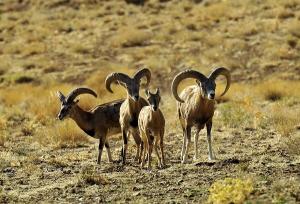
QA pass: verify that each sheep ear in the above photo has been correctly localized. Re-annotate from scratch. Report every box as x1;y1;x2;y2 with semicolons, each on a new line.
196;80;201;86
74;99;79;104
155;88;160;95
57;91;66;103
145;89;149;97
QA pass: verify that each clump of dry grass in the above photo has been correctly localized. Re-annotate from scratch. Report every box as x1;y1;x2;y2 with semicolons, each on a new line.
219;101;255;128
47;157;68;168
0;135;5;147
255;79;300;102
0;83;74;125
35;120;90;149
110;27;152;48
0;117;7;146
271;178;300;203
257;82;285;102
208;178;254;204
79;167;109;185
270;104;299;137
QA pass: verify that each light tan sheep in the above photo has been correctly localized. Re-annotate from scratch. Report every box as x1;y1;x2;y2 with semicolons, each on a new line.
139;88;165;169
105;68;151;164
171;67;231;163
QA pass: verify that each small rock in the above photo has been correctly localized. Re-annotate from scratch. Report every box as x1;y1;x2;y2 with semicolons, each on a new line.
133;192;140;196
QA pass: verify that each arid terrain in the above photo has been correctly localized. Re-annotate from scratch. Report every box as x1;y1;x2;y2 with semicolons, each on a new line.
0;0;300;203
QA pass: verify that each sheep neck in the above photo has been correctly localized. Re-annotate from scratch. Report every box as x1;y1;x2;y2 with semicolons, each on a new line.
194;87;215;119
128;96;140;116
70;105;94;134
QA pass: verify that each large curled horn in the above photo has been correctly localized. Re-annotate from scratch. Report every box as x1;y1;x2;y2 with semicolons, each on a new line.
105;73;131;93
171;70;207;103
133;68;151;87
66;87;97;103
208;67;231;96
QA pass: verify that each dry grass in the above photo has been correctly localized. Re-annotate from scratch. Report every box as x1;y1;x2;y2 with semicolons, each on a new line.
269;104;300;154
0;116;7;146
35;120;90;149
270;104;299;137
255;79;300;101
110;26;152;48
0;0;300;202
218;101;255;129
79;167;109;185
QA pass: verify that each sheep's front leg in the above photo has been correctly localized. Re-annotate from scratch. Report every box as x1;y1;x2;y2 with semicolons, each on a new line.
206;119;216;160
182;126;191;164
193;128;201;161
105;141;113;163
121;129;128;165
97;135;106;166
147;136;153;170
154;135;162;168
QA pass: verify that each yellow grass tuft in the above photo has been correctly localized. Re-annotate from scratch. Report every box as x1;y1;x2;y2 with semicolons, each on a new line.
255;78;300;101
270;104;299;137
0;117;7;147
35;120;90;149
208;178;254;204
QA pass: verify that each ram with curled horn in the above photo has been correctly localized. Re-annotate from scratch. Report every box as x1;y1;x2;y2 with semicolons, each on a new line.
171;67;231;163
105;68;151;165
56;87;124;167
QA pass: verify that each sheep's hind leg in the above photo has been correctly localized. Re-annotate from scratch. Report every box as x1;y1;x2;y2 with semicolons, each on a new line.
121;129;128;165
180;127;187;161
182;126;191;164
105;141;113;163
97;135;105;166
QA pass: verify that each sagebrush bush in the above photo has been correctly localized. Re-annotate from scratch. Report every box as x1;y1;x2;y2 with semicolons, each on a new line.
208;178;254;204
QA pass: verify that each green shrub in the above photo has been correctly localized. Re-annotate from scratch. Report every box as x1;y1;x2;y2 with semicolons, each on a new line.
208;178;254;204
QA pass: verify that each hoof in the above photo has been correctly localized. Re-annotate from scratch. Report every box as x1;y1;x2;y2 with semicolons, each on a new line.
181;159;188;164
208;156;216;161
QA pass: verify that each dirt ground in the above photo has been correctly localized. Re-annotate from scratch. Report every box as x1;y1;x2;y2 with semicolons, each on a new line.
0;0;300;203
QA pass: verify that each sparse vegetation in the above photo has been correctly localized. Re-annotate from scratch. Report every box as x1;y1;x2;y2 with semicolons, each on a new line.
219;101;254;128
270;104;299;137
0;117;7;146
208;178;254;204
36;120;90;149
0;0;299;203
79;167;109;185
